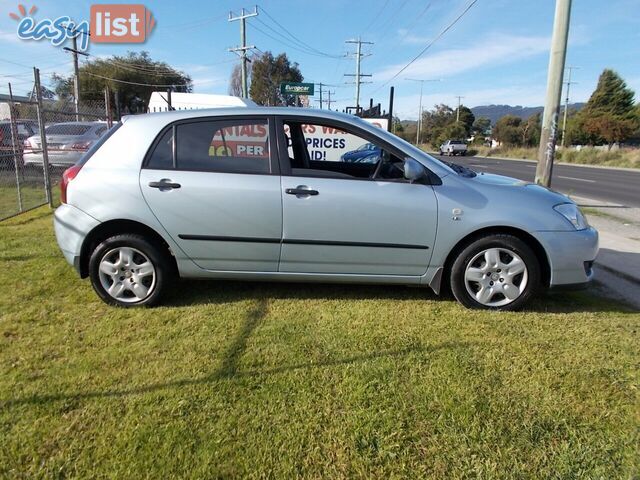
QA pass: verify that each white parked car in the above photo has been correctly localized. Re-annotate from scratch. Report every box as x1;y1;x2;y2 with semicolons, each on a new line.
439;140;468;156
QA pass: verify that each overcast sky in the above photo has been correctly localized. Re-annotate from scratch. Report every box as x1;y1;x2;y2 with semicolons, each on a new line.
1;0;639;119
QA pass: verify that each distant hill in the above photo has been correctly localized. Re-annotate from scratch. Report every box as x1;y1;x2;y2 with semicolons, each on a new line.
471;103;585;125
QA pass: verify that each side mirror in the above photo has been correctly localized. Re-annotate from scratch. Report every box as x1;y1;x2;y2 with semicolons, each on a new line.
403;158;427;183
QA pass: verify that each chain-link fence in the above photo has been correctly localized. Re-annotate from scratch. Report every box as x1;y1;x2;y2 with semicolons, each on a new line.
1;69;112;220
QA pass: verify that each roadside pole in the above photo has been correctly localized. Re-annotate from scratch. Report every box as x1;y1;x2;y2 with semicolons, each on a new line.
561;66;578;148
535;0;572;187
388;86;394;133
228;7;258;99
104;86;113;128
455;95;464;122
345;38;373;110
33;68;53;208
72;36;80;121
8;83;23;212
406;79;440;145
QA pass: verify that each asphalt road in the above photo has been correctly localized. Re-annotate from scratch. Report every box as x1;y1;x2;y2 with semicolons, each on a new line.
433;154;640;208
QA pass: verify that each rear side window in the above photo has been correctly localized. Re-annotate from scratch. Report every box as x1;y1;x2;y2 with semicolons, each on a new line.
147;128;174;169
176;119;270;174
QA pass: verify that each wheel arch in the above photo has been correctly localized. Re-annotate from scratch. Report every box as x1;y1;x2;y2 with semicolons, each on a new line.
441;226;551;291
79;219;178;278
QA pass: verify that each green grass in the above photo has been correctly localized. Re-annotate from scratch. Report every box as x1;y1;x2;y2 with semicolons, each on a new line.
0;184;48;220
1;208;639;479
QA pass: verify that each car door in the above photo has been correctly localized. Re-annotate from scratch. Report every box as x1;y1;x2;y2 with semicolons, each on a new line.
277;117;438;276
140;116;283;272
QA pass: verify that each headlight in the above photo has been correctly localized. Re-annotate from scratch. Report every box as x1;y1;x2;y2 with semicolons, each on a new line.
554;203;588;230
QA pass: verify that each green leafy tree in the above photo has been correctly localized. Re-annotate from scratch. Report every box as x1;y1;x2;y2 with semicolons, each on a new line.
437;122;467;147
392;116;404;134
249;52;303;106
493;115;523;146
521;112;541;147
472;117;491;136
570;69;637;146
456;105;475;137
51;51;192;115
421;104;454;146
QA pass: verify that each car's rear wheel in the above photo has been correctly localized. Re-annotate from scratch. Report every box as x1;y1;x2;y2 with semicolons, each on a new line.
89;234;170;307
450;234;541;310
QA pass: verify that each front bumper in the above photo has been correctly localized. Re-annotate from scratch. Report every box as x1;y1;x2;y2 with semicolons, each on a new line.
535;227;599;286
54;204;100;273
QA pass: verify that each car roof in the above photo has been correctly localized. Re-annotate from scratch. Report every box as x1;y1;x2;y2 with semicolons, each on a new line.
123;106;366;125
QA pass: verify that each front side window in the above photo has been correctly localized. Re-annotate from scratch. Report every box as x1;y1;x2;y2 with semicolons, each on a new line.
283;120;404;180
176;119;270;174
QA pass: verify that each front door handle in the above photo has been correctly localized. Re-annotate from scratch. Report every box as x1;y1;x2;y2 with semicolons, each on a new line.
149;179;181;189
286;186;319;196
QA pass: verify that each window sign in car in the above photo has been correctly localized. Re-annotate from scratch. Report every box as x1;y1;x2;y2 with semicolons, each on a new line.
284;123;381;163
176;120;270;174
209;123;269;159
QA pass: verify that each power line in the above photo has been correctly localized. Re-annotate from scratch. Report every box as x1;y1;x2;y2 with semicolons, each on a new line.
371;0;479;93
362;0;391;34
259;6;342;58
251;21;338;59
83;71;214;88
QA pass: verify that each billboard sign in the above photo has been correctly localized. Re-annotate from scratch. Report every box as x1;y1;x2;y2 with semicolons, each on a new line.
280;82;315;96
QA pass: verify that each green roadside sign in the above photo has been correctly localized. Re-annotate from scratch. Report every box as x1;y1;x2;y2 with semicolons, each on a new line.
280;82;314;96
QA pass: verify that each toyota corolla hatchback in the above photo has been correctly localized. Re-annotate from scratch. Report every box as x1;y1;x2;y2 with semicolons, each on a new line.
54;107;598;310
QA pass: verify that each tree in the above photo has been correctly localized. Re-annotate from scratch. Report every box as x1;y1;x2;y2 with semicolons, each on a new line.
421;104;454;146
583;114;636;148
472;117;491;136
249;52;303;106
493;115;523;146
583;69;635;117
456;105;475;137
51;51;192;115
228;64;244;97
521;112;541;147
569;69;638;146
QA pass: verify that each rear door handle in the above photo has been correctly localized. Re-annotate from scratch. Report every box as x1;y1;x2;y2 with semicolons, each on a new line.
286;186;319;196
149;179;181;189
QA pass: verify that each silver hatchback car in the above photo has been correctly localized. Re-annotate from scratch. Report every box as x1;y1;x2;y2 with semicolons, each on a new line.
54;108;598;310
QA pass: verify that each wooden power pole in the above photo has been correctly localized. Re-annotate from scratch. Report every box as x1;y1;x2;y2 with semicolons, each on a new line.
535;0;572;187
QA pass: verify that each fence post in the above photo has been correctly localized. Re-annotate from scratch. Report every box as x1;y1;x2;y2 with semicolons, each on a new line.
33;67;53;208
104;86;113;128
8;83;23;212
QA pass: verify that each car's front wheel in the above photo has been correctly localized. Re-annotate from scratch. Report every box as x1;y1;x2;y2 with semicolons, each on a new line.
89;233;170;307
450;234;541;310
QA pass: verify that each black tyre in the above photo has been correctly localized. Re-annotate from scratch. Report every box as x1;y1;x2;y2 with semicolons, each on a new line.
89;233;170;307
450;234;541;310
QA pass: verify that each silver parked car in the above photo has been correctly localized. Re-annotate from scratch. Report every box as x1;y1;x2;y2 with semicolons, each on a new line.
54;108;598;310
24;121;108;167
